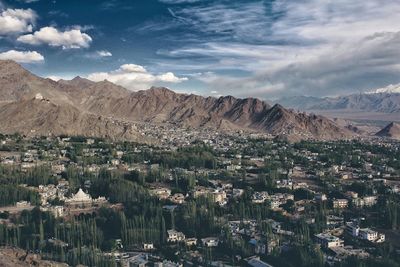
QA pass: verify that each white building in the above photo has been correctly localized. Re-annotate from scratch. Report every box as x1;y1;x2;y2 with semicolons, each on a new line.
346;222;385;243
252;191;269;204
201;237;219;247
359;228;377;241
315;193;327;202
245;256;274;267
359;228;385;243
315;233;344;249
143;243;154;250
167;230;185;242
185;238;197;247
332;199;348;209
65;188;106;207
66;188;92;205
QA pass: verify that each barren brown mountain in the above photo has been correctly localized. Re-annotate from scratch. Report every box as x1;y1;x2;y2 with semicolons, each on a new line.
0;60;354;141
376;122;400;140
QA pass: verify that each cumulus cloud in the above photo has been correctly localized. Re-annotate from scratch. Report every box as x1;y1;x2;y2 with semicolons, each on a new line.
0;8;37;35
87;64;188;90
157;72;187;83
0;50;44;63
17;26;92;49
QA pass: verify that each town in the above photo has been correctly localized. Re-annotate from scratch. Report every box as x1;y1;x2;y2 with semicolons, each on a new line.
0;127;399;267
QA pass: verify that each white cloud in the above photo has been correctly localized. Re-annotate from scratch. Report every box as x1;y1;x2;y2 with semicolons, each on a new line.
271;0;400;44
96;50;112;57
157;72;186;83
87;64;188;90
182;31;400;98
159;0;400;98
17;26;92;49
159;0;201;4
119;64;146;73
168;1;271;43
46;74;75;81
0;50;44;63
84;50;113;59
46;75;62;81
0;8;37;35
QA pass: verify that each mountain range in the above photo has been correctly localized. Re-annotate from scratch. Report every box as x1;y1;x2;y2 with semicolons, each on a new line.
0;60;400;140
277;92;400;114
0;59;387;142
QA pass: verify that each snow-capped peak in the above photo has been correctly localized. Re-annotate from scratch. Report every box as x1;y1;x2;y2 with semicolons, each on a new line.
367;84;400;94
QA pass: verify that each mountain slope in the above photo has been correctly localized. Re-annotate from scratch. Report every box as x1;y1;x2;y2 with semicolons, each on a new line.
58;76;95;88
0;96;139;140
0;60;354;141
0;60;74;105
76;87;353;140
254;104;352;141
0;60;139;140
376;122;400;140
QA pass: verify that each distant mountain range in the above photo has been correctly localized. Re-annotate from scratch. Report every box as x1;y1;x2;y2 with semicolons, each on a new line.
277;92;400;114
0;60;357;142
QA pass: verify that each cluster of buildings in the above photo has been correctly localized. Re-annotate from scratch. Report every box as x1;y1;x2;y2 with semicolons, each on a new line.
166;229;219;248
313;219;386;264
345;221;385;243
0;129;399;266
151;185;240;206
22;180;107;218
252;192;295;210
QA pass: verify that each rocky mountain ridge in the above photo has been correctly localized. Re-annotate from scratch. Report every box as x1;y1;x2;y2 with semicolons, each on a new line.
0;60;355;141
376;122;400;140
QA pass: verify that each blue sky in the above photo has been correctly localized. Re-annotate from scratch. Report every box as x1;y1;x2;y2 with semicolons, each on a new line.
1;0;400;99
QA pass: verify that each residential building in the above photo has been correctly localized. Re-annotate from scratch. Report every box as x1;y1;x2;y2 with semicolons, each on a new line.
345;222;360;237
359;228;385;243
201;237;219;247
315;233;344;249
185;238;197;247
245;256;274;267
332;199;348;209
167;230;185;242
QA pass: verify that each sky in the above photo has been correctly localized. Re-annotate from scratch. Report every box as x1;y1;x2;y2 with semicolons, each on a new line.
0;0;400;99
